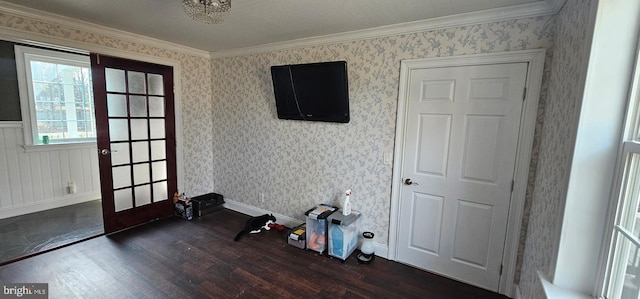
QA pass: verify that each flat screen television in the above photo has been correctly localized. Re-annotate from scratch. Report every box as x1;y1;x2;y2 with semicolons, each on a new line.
270;61;349;123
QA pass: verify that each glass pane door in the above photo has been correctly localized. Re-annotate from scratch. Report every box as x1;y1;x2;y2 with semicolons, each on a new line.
91;54;176;233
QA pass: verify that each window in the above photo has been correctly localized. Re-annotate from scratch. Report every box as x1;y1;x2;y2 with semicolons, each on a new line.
15;45;95;145
603;46;640;298
607;151;640;298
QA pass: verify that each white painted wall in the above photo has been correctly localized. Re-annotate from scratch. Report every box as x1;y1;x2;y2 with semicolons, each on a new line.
0;122;101;219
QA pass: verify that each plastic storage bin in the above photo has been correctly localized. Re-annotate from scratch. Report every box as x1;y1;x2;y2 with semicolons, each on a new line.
174;199;193;220
288;223;306;249
190;192;224;217
305;204;338;254
327;211;361;260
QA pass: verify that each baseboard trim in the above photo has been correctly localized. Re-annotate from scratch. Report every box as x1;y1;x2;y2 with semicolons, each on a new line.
223;198;303;228
373;243;389;259
0;192;100;219
223;198;389;259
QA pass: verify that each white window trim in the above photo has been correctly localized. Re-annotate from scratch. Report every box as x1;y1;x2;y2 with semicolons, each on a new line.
598;38;640;298
14;45;96;151
541;0;640;298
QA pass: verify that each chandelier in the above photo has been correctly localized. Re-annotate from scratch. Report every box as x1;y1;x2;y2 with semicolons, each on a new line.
181;0;231;24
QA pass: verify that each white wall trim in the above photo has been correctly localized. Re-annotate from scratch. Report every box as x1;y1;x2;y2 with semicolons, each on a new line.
223;198;389;259
372;243;388;260
0;1;210;59
0;192;100;219
210;0;565;58
388;49;546;297
0;26;178;69
0;0;564;61
538;270;592;299
20;142;97;153
0;0;564;60
223;198;303;228
0;121;22;128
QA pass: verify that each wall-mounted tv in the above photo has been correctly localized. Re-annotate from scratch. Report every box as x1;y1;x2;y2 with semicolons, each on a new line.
270;61;349;123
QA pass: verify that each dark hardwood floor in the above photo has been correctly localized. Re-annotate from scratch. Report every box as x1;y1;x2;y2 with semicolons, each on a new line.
0;200;103;263
0;209;509;298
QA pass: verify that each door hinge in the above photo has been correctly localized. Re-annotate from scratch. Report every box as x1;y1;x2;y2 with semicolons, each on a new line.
511;180;514;193
500;264;503;276
522;87;527;101
96;54;100;65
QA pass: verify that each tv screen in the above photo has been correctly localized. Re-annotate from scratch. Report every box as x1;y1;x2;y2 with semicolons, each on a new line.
270;61;349;123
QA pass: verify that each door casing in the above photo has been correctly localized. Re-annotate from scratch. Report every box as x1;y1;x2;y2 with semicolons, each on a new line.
388;49;546;296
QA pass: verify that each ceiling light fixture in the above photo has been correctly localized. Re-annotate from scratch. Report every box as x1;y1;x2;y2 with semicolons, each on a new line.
181;0;231;24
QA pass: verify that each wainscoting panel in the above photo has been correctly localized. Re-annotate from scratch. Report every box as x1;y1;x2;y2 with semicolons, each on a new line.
0;122;101;219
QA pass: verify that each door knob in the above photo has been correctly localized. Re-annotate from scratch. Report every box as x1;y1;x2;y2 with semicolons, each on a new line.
404;178;418;185
100;149;111;155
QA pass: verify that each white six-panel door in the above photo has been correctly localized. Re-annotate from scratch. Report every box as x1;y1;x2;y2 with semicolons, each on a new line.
396;62;528;291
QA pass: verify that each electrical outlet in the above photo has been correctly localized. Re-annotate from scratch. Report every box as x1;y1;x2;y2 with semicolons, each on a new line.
67;181;77;194
260;193;265;203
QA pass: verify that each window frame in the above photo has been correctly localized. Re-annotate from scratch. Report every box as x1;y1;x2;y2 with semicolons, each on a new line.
14;45;96;148
600;36;640;298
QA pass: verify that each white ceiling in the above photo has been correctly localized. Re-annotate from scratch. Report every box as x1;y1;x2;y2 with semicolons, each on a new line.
0;0;553;54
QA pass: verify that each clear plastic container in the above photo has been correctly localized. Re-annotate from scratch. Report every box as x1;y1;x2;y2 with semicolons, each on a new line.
305;204;337;254
327;211;361;260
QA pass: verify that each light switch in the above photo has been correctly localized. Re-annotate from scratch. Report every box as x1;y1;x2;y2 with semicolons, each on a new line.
384;152;393;165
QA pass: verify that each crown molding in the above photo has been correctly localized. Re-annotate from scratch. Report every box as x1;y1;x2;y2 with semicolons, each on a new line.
0;1;210;59
0;0;566;60
211;0;566;59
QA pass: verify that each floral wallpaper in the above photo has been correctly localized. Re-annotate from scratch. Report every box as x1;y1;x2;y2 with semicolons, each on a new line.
0;4;571;295
518;0;596;298
210;15;555;273
0;9;215;196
